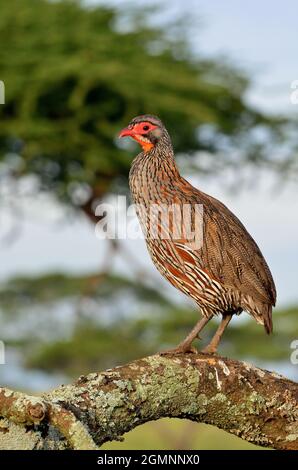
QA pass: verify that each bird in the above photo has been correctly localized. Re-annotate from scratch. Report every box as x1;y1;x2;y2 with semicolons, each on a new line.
119;115;276;354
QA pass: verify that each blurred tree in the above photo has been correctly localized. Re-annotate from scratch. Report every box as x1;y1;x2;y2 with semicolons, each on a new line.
0;0;292;223
0;4;296;449
0;272;296;377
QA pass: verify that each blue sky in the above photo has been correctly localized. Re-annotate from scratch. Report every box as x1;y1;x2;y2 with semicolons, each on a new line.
0;0;297;307
95;0;297;113
185;0;297;113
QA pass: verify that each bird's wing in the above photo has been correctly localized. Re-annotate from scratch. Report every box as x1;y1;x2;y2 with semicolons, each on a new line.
201;193;276;305
174;182;276;306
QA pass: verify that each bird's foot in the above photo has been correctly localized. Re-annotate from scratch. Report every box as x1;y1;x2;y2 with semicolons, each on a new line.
159;344;198;356
201;345;217;355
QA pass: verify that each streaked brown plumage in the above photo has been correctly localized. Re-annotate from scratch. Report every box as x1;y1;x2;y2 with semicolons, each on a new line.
119;115;276;354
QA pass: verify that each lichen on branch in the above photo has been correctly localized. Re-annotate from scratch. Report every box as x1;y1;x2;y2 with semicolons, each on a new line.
0;354;297;450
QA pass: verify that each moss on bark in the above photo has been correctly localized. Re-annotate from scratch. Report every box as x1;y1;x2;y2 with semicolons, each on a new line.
0;354;297;450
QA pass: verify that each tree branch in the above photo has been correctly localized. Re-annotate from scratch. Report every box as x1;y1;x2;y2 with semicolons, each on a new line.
0;354;297;450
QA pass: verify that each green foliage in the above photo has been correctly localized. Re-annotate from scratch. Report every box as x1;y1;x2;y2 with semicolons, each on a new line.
0;0;286;213
101;419;262;450
0;3;295;450
0;272;296;377
0;271;171;311
25;306;297;377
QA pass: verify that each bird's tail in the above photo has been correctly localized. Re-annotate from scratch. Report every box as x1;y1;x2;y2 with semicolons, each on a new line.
263;304;273;335
242;298;273;334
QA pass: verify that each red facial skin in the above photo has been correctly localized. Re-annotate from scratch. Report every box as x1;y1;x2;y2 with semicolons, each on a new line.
119;121;157;152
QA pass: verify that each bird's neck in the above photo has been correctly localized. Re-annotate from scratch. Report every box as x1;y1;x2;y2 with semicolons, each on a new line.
134;134;180;179
129;135;182;204
151;142;179;174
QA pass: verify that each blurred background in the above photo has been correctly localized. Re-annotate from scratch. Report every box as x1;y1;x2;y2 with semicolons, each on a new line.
0;0;297;450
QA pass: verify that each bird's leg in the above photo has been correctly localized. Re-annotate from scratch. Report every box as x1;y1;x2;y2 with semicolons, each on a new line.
160;316;211;355
202;313;233;354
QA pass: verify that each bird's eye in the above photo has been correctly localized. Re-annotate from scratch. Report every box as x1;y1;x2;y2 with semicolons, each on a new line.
143;125;149;131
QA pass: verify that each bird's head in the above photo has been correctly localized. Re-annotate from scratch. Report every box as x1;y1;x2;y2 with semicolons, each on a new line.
119;115;165;152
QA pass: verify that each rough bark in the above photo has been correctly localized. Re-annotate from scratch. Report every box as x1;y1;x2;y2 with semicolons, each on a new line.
0;353;297;450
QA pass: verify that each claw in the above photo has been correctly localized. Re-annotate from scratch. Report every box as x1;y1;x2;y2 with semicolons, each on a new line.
159;345;198;356
201;346;217;355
